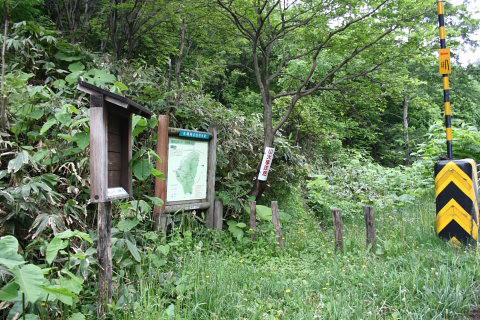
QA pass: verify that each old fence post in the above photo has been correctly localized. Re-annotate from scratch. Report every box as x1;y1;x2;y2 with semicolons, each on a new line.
332;208;344;251
250;201;257;240
364;205;376;250
271;201;285;248
214;199;223;231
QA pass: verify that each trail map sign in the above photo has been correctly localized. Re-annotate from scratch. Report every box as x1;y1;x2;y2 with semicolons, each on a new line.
167;137;209;202
154;115;218;231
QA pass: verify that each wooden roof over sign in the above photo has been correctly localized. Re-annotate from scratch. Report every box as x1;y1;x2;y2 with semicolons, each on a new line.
77;80;153;118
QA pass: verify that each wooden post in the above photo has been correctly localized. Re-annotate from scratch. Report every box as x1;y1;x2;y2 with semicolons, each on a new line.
206;126;217;229
364;205;376;250
97;201;112;318
332;208;344;251
154;115;169;232
271;201;284;248
213;199;223;231
250;201;257;240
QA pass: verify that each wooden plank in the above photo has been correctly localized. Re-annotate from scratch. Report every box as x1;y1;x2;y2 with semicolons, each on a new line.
364;206;376;250
108;151;121;171
108;170;121;188
120;115;132;196
165;201;210;213
97;201;112;318
107;132;122;152
154;115;169;231
332;209;344;251
90;94;108;203
271;201;285;248
108;115;121;134
206;126;217;229
250;201;257;240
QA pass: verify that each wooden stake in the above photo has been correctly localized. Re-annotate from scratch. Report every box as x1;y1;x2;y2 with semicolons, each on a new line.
250;201;257;240
97;201;112;318
154;115;169;232
206;126;218;229
332;208;344;251
364;205;376;250
214;199;223;231
271;201;284;248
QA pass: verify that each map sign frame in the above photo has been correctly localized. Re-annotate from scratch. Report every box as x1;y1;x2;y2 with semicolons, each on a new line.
163;128;217;214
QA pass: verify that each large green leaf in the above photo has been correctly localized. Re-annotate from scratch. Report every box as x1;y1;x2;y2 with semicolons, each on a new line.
11;264;46;304
46;237;68;265
227;221;244;240
126;239;141;262
256;205;272;221
68;313;86;320
40;118;57;135
117;219;140;232
7;150;29;174
133;158;153;181
42;285;75;305
0;282;20;301
0;236;25;268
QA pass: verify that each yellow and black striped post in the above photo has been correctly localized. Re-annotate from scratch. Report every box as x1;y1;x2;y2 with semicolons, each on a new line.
437;0;453;159
435;1;479;245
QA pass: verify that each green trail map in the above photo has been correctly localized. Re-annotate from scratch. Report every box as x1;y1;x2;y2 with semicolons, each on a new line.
167;138;209;202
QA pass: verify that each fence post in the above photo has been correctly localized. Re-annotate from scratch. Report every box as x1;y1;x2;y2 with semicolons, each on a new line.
271;201;285;248
332;208;344;251
250;201;257;240
214;199;223;231
364;205;376;250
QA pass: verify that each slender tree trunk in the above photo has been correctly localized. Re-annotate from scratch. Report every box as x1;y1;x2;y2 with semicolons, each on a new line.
1;0;9;130
403;96;410;165
175;20;187;106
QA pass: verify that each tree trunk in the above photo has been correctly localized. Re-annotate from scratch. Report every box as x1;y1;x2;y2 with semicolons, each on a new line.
175;20;187;106
403;96;410;165
0;0;8;130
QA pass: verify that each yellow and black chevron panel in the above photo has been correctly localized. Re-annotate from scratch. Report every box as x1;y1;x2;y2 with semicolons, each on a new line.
435;159;479;244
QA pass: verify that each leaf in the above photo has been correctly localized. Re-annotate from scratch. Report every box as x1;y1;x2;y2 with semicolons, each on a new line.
57;230;93;243
145;195;164;207
117;219;140;232
68;313;86;320
126;239;141;262
55;112;71;125
74;132;90;150
132;158;153;181
256;205;272;221
227;221;244;241
46;237;68;265
42;285;75;305
40;118;57;134
68;62;85;73
7;150;29;173
0;282;20;301
55;51;82;62
236;222;247;228
158;244;170;256
0;236;25;268
11;264;46;304
150;167;165;179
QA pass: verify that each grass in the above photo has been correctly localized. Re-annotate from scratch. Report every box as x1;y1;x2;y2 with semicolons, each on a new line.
116;197;480;319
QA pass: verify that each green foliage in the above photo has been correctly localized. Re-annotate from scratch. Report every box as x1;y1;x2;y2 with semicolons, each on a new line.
307;151;432;221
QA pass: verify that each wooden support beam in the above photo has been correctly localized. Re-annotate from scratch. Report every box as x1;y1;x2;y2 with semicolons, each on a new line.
154;115;169;232
214;199;223;231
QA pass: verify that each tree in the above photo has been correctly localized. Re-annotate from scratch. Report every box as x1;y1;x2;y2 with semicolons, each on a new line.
216;0;430;199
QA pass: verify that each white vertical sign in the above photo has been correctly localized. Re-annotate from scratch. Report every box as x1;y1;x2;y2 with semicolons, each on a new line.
258;147;275;181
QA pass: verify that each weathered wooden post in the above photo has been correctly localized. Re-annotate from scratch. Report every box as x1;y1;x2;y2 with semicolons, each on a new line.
332;208;344;251
154;115;169;232
364;205;376;250
77;81;152;318
250;201;257;240
213;199;223;231
206;126;218;229
271;201;284;248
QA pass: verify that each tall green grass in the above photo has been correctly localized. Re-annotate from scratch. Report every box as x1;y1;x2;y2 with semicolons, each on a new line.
117;198;480;319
